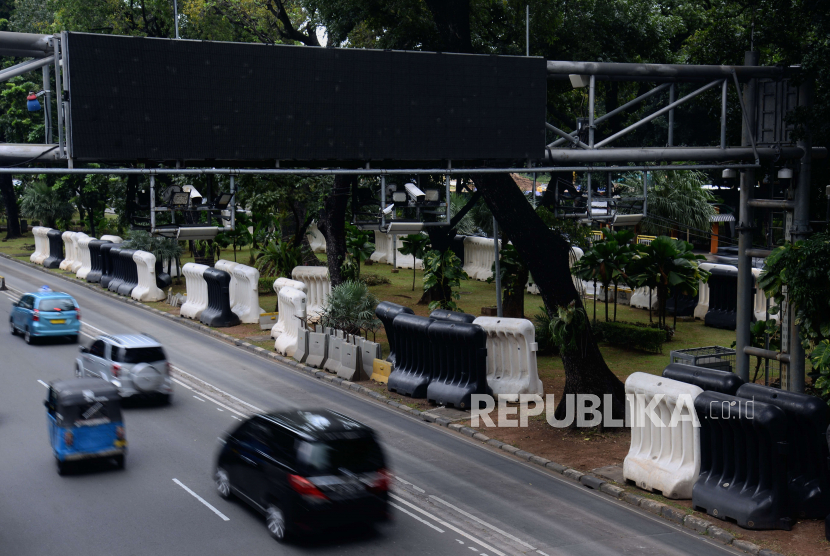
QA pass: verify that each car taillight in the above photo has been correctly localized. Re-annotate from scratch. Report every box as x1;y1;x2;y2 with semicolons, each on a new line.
32;309;39;322
370;469;391;492
115;426;125;440
288;474;328;500
75;307;81;320
111;363;121;377
165;362;171;375
64;431;73;446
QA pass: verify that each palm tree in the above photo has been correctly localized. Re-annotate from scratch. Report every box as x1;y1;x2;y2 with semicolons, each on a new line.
20;181;75;229
601;229;635;322
319;280;380;337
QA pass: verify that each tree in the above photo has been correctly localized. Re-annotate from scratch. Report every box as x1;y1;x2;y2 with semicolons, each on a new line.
422;248;467;313
487;243;529;318
343;223;374;281
399;233;430;291
19;181;74;228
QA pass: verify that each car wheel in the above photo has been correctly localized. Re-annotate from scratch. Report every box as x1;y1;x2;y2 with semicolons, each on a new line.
56;460;67;475
75;365;83;378
68;335;78;344
115;455;125;470
10;320;16;336
266;504;288;542
215;468;232;500
158;393;172;406
24;329;34;345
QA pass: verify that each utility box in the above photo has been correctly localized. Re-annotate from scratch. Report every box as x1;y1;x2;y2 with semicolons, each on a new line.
669;346;735;373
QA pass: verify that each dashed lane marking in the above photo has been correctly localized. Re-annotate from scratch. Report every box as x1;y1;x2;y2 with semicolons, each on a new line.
37;379;48;388
172;478;229;521
429;495;537;550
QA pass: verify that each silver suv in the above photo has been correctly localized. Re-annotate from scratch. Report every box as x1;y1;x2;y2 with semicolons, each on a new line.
76;334;173;403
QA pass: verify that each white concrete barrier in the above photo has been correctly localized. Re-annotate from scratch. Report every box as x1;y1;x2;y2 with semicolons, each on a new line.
75;235;96;280
630;287;659;310
693;263;736;320
100;235;122;244
463;236;500;281
214;259;240;307
324;335;343;374
271;277;308;339
275;287;307;357
359;338;382;379
305;330;329;368
337;340;363;381
180;263;210;320
308;222;327;253
69;232;89;273
473;317;543;402
230;264;263;324
624;372;702;499
59;231;77;271
370;231;392;264
131;250;165;302
291;266;331;320
751;268;778;322
30;226;50;265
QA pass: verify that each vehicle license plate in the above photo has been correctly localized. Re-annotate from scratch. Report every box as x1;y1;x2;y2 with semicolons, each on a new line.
51;319;66;324
115;440;127;448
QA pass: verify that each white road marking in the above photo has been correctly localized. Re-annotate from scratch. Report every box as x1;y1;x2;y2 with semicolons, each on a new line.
389;502;445;533
172;478;229;521
537;551;550;556
172;379;193;390
456;539;464;544
395;475;426;493
217;408;223;412
232;416;242;421
389;494;506;556
429;495;537;550
171;379;246;416
170;365;265;413
193;396;205;402
468;547;478;551
37;379;49;388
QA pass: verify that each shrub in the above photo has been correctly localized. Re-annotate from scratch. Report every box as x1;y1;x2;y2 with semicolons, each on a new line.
593;321;667;353
532;308;559;356
258;277;275;295
362;273;391;286
319;280;381;338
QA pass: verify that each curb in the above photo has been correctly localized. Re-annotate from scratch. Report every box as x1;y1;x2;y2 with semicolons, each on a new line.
2;253;782;556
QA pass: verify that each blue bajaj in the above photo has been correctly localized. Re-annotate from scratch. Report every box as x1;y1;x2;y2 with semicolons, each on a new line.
45;379;127;475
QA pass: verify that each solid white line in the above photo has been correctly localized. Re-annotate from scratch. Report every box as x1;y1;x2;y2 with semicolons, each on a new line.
537;551;550;556
170;365;265;413
389;494;506;556
37;379;49;388
171;379;246;417
429;495;536;550
389;502;445;533
193;396;205;402
395;475;426;493
172;479;229;521
171;378;193;390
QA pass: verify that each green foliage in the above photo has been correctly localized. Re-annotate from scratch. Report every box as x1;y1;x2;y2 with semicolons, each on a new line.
532;308;558;356
570;228;635;322
319;280;380;336
535;207;593;251
220;211;253;262
486;243;525;295
423;249;467;312
399;232;431;291
19;181;74;228
258;277;275;295
548;301;590;355
619;171;716;236
593;321;666;353
255;239;302;278
343;223;375;281
122;230;183;265
361;273;391;286
812;341;830;403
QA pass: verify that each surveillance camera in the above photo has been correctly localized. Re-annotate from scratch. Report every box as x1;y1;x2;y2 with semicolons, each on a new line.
404;182;425;202
382;204;395;216
424;189;440;202
182;185;203;205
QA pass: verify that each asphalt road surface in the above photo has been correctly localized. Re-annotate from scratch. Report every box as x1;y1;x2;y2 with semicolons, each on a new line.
0;257;741;555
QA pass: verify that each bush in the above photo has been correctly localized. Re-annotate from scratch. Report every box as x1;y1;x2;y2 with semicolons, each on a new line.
362;273;391;286
593;321;666;353
319;280;381;337
532;308;559;356
258;277;274;295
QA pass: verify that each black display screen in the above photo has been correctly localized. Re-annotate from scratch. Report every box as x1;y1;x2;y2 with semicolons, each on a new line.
65;33;546;162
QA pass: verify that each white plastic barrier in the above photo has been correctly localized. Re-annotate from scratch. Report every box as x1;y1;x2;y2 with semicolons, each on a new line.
526;278;539;295
462;236;500;281
291;266;331;320
569;246;584;294
131;250;165;302
275;287;307;357
308;222;327;253
75;235;96;280
271;277;308;339
630;287;659;310
69;232;89;273
693;263;736;320
214;260;240;307
180;263;210;320
751;268;778;322
59;231;77;271
160;257;181;277
370;231;392;264
337;340;362;381
230;264;263;324
100;235;123;244
473;317;543;402
394;237;424;270
30;226;50;265
624;372;702;499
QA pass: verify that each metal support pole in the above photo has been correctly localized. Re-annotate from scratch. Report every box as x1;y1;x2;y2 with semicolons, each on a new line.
493;217;502;317
41;65;51;143
532;172;537;208
53;37;64;158
149;175;156;233
380;175;386;230
643;171;648;217
587;173;592;221
720;79;728;149
229;175;235;232
788;79;814;393
174;0;180;39
735;51;759;384
588;76;595;148
525;5;529;57
391;235;397;268
668;83;675;146
553;173;558;217
445;164;451;223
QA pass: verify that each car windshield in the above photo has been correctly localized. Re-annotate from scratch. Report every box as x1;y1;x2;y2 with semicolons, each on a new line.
297;437;384;475
117;347;166;364
37;298;76;311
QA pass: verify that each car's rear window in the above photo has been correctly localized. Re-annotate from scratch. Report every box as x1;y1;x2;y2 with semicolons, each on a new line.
37;297;77;311
297;437;384;474
115;347;166;364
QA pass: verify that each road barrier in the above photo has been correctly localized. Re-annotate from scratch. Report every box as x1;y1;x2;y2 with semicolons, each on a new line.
463;236;500;281
337;339;363;381
291;266;330;320
200;268;241;328
371;359;392;384
69;232;88;273
630;287;659;310
371;230;391;264
59;231;77;271
703;266;739;330
85;239;109;282
116;249;139;296
751;268;777;322
43;229;64;269
180;263;210;320
75;235;96;280
308;222;326;253
375;301;414;366
30;226;50;265
426;320;489;409
430;309;476;323
359;338;382;379
737;383;830;519
662;363;744;395
623;372;703;499
271;277;308;339
324;334;343;374
99;235;122;244
99;243;118;289
274;287;306;357
693;391;792;530
230;264;263;324
305;328;328;368
473;316;542;402
694;263;734;320
214;259;239;307
294;328;309;363
387;314;434;398
131;250;165;302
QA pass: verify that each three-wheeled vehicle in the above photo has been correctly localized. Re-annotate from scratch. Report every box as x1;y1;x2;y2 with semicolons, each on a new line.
45;378;127;475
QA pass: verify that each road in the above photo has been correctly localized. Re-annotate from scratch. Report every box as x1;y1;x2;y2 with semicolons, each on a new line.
0;257;740;555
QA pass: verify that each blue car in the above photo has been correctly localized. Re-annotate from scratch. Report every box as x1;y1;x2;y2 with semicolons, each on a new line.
10;291;81;344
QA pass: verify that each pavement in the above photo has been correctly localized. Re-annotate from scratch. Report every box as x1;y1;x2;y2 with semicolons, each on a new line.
0;256;745;555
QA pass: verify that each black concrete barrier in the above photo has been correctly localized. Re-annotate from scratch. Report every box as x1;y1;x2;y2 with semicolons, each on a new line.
451;235;465;264
387;314;433;398
429;309;476;324
666;285;698;317
737;383;830;519
43;229;64;269
426;321;489;409
154;260;172;289
107;247;126;293
693;391;792;530
200;268;240;327
704;266;740;330
662;363;744;395
375;301;415;366
100;243;118;289
86;240;110;283
116;249;139;296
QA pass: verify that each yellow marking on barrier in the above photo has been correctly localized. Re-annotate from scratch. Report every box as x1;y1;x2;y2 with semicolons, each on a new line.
636;235;656;245
371;359;392;384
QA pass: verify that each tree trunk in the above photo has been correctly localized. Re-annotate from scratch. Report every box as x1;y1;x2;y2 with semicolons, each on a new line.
502;265;528;318
471;172;625;423
0;173;22;239
317;175;352;287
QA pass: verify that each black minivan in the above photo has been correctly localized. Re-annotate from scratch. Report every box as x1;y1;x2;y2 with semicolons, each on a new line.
214;409;390;542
